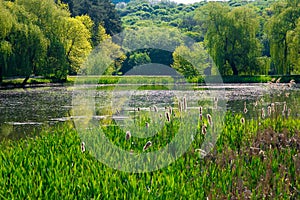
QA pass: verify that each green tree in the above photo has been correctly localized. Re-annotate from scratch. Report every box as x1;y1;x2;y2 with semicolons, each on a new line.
128;52;151;67
0;0;14;83
14;0;70;81
196;3;261;75
266;0;300;75
1;0;93;82
172;42;208;78
1;1;48;84
63;16;93;75
62;0;122;45
286;18;300;74
81;36;124;75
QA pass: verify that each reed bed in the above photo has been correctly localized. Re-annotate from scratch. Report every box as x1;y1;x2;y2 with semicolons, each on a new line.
0;99;299;199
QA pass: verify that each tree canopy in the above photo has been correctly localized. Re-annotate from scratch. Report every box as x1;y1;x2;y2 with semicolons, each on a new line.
0;0;93;82
1;0;300;83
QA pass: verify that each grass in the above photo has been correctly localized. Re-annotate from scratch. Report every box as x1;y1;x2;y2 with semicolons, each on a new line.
69;75;300;85
1;75;299;88
69;75;179;85
1;77;52;87
0;98;299;199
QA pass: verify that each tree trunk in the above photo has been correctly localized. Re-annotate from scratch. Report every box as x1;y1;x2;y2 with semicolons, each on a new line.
228;59;238;76
22;76;30;87
284;36;288;75
231;64;238;76
0;66;2;84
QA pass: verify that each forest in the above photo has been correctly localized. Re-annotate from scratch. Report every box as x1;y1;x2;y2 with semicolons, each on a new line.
0;0;300;83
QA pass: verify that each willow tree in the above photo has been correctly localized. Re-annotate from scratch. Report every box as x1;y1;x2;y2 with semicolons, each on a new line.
0;0;14;83
0;0;93;82
196;3;261;75
1;1;48;84
286;18;300;74
266;0;300;75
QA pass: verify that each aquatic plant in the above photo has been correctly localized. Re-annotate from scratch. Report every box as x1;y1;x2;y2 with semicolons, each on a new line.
0;100;299;199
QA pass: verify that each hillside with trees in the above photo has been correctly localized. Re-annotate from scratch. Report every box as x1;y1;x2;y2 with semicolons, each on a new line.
0;0;300;84
116;0;300;77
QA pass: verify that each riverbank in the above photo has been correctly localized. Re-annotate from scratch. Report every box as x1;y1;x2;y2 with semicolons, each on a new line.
0;77;64;89
1;75;299;89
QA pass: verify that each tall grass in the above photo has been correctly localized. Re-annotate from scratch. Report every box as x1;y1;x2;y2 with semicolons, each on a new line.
0;106;299;199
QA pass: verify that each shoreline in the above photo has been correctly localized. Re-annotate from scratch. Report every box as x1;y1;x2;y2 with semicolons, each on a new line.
1;75;299;90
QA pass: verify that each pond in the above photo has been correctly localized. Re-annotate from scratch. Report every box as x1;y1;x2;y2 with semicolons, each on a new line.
0;83;299;140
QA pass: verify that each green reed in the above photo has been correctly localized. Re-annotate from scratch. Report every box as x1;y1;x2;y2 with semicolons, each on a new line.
0;106;299;199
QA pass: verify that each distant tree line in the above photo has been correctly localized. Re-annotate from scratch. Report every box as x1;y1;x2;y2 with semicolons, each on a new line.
1;0;300;84
117;0;300;76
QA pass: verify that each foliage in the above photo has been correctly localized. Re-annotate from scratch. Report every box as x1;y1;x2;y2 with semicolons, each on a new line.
1;0;300;83
172;42;208;78
266;0;300;75
0;0;92;83
196;3;262;76
60;0;122;45
0;101;299;198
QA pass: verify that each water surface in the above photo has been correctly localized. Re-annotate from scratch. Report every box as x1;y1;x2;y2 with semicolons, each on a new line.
0;83;299;140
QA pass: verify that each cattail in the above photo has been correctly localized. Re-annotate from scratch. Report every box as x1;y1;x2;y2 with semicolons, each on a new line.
125;131;131;140
116;109;120;115
165;112;170;122
145;122;149;128
244;102;248;114
283;102;287;112
202;124;207;135
276;77;281;83
137;107;140;112
169;106;173;115
143;141;152;151
207;114;212;126
159;114;162;118
288;79;296;87
153;105;158;112
267;106;272;116
261;108;265;119
282;110;286;117
178;101;182;112
199;106;203;114
199;113;203;121
285;93;290;98
271;103;275;113
287;108;291;117
253;101;258;111
183;96;187;111
195;149;207;157
81;142;85;153
240;117;245;124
